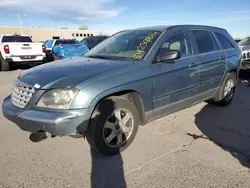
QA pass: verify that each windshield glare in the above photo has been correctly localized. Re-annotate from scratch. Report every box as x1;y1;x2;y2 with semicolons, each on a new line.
85;30;161;60
238;37;250;46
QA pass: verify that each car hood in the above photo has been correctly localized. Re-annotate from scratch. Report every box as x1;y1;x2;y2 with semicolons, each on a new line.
239;45;250;52
18;56;133;89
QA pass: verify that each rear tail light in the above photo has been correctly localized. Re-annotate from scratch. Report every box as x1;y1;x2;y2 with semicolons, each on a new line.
42;45;46;53
4;45;10;54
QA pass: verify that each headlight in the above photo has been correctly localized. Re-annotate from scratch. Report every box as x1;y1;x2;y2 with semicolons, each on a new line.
37;88;79;109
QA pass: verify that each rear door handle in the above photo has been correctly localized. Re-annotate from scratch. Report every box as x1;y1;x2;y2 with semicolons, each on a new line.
218;56;226;60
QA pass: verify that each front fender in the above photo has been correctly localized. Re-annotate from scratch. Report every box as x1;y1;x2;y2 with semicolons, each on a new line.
70;75;154;113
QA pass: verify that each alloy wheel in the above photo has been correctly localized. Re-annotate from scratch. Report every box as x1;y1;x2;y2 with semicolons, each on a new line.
103;108;134;147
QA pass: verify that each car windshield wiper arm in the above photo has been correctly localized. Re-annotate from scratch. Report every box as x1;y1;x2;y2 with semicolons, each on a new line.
85;55;134;61
86;55;112;59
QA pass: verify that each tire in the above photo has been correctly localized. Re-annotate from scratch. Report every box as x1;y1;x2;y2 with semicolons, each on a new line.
52;54;60;61
213;72;236;106
0;55;10;71
86;96;139;156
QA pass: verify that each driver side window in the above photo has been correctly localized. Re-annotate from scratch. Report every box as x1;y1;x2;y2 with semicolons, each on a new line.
159;32;191;58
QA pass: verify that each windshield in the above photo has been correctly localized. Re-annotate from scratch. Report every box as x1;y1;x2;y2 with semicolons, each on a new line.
81;36;107;49
44;40;54;48
55;40;78;46
2;36;32;43
81;38;92;46
85;30;161;60
238;37;250;46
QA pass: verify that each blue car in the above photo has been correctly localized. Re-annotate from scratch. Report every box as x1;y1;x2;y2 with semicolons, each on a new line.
51;36;108;61
2;25;241;156
53;43;89;60
44;39;79;62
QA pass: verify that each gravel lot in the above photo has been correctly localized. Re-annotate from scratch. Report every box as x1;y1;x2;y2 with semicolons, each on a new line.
1;67;250;188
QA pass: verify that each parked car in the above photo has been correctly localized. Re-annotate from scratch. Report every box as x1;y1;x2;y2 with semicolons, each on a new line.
234;38;242;43
43;39;78;62
2;25;241;156
0;34;46;71
238;36;250;70
52;36;108;60
53;43;89;60
80;35;108;50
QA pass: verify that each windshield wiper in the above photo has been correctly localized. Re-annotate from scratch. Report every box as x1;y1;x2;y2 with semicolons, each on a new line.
85;55;134;61
85;55;112;59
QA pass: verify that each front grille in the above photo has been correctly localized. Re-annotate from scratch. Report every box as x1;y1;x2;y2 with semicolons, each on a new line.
243;53;246;60
242;51;250;60
11;81;35;108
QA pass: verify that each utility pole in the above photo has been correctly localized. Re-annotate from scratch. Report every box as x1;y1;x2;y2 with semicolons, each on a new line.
16;14;25;34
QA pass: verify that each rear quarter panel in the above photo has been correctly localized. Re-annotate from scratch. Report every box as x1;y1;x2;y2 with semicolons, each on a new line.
223;31;241;74
226;50;241;79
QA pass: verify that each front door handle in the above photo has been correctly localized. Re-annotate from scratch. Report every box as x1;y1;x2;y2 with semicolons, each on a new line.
189;62;199;67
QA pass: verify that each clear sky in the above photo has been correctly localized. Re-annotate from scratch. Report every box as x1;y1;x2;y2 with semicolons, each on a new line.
0;0;249;38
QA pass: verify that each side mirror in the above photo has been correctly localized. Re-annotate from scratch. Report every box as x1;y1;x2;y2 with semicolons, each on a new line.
154;50;181;63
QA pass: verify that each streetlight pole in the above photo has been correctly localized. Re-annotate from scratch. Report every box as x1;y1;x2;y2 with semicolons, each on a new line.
17;14;25;34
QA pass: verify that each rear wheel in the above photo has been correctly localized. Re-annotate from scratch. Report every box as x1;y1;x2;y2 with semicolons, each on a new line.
86;96;139;156
0;55;10;71
213;72;236;106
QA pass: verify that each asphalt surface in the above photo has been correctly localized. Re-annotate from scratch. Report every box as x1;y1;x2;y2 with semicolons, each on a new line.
1;67;250;188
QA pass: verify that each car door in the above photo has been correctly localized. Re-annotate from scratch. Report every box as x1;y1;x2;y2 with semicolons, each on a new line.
190;29;227;99
150;28;200;120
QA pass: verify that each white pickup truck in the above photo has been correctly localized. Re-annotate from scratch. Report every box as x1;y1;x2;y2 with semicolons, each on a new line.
0;34;46;71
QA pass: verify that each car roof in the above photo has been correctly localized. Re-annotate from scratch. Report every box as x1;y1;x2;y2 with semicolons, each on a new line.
125;25;227;32
56;39;76;41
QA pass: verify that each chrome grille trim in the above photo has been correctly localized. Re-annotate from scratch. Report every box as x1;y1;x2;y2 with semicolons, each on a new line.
11;80;35;109
242;51;250;61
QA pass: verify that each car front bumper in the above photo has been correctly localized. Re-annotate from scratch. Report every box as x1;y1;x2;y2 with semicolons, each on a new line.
2;96;94;136
5;56;46;63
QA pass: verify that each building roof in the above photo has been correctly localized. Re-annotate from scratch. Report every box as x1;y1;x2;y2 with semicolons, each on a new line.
0;26;96;32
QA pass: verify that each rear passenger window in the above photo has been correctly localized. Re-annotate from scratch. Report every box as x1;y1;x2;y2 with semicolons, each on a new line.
192;30;216;54
214;32;234;50
210;33;220;50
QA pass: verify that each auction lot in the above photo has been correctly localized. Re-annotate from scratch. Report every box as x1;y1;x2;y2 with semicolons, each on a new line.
1;68;250;188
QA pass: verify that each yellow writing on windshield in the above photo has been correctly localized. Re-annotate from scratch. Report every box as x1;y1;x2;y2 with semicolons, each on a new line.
133;32;158;60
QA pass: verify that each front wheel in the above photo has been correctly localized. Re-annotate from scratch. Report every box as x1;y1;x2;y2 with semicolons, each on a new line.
86;96;139;156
